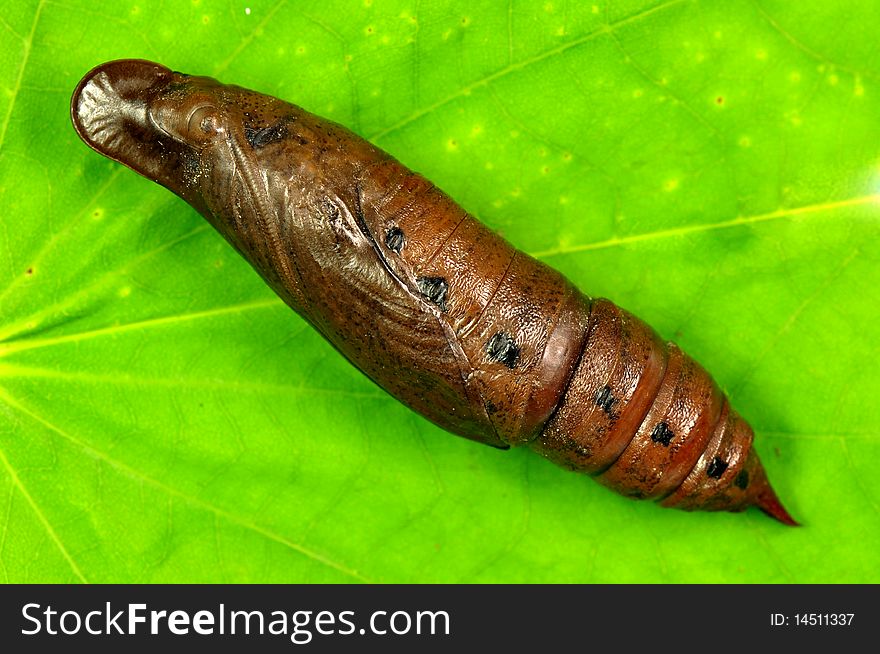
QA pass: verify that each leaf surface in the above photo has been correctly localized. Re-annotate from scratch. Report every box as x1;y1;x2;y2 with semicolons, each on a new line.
1;0;878;583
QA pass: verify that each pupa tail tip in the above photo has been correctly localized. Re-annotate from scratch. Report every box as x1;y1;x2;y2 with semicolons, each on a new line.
755;483;799;526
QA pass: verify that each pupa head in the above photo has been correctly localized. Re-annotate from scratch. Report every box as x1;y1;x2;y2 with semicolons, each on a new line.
71;60;299;207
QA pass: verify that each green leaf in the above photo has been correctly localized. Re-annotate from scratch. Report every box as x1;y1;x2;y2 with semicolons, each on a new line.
1;0;878;583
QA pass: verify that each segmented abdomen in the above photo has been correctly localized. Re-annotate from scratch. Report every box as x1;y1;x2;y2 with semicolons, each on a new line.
361;163;760;511
530;299;760;511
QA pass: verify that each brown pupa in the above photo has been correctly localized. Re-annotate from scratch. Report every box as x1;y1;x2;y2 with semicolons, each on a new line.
70;59;796;525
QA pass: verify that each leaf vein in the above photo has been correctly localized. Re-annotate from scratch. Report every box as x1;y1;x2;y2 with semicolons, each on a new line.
0;298;282;356
530;194;880;258
751;0;880;82
212;0;288;76
0;421;88;583
0;0;44;153
367;0;688;141
0;388;371;582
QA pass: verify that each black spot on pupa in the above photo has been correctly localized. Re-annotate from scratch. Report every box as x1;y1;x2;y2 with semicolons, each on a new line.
486;400;497;414
735;469;750;490
594;385;616;416
416;276;448;312
244;118;291;148
706;457;729;479
650;421;674;447
385;226;405;253
165;80;190;94
181;150;200;177
320;198;340;222
486;332;519;368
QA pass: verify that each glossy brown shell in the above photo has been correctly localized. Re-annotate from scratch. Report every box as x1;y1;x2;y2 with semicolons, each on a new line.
70;59;796;524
